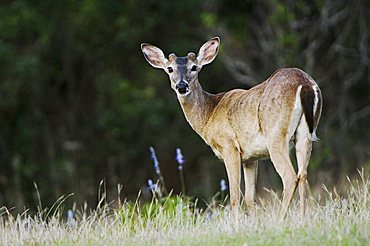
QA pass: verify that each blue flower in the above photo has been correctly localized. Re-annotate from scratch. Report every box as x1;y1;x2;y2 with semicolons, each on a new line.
149;146;160;175
147;179;159;193
220;179;228;191
176;148;185;170
66;209;76;227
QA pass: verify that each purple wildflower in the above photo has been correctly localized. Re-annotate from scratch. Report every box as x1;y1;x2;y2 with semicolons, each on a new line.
176;148;185;170
149;146;160;175
66;209;76;227
220;179;228;191
147;179;159;193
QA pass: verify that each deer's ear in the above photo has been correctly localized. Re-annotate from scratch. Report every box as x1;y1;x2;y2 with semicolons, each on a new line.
141;43;168;69
197;37;220;66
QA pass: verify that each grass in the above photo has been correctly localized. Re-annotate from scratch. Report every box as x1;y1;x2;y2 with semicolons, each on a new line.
1;171;369;245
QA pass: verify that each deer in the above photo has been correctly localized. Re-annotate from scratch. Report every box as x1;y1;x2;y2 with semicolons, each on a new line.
141;37;322;218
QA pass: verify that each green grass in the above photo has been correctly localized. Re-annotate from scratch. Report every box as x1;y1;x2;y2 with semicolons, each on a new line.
1;172;370;245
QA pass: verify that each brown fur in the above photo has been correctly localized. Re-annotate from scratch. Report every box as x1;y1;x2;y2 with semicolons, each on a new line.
141;38;323;218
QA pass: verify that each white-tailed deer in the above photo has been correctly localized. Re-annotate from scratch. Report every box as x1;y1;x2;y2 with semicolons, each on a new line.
141;37;322;218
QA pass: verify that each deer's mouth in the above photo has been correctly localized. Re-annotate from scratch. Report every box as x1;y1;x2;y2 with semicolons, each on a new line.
177;87;189;95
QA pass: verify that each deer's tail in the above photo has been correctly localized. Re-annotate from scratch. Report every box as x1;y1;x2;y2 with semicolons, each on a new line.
300;83;322;141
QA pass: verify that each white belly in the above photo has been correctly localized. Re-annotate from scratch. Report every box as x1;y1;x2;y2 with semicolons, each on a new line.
240;133;270;161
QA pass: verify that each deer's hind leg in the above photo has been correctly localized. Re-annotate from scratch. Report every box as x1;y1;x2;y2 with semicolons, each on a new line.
267;136;298;218
295;115;313;216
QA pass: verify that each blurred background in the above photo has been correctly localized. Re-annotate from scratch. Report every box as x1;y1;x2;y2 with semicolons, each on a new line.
0;0;369;211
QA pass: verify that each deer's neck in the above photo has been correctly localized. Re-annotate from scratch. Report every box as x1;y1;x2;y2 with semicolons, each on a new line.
178;81;223;137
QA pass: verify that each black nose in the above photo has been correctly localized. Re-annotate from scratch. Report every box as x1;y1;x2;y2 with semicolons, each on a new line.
176;81;189;94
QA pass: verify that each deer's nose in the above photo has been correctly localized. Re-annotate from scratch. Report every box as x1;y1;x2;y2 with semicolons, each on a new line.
176;81;189;94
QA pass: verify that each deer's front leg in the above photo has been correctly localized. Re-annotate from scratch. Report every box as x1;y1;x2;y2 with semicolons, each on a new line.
223;148;241;218
242;161;258;210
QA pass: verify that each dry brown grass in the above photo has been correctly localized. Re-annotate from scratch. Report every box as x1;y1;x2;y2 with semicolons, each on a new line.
1;171;369;245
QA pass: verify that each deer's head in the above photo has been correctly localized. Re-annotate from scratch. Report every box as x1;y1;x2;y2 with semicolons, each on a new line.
141;37;220;98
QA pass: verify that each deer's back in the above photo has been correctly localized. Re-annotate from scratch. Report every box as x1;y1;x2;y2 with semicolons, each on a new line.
203;68;320;161
258;68;320;138
202;80;267;160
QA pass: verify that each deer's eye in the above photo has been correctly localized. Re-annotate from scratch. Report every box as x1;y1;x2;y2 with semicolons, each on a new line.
167;67;173;73
191;65;197;72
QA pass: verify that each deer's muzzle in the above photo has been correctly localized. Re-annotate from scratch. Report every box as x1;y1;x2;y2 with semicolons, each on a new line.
175;81;189;95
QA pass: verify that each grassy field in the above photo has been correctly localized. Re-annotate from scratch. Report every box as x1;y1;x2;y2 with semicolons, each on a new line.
1;172;369;245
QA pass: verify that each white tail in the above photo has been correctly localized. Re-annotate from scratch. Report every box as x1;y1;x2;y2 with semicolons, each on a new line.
141;37;323;218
